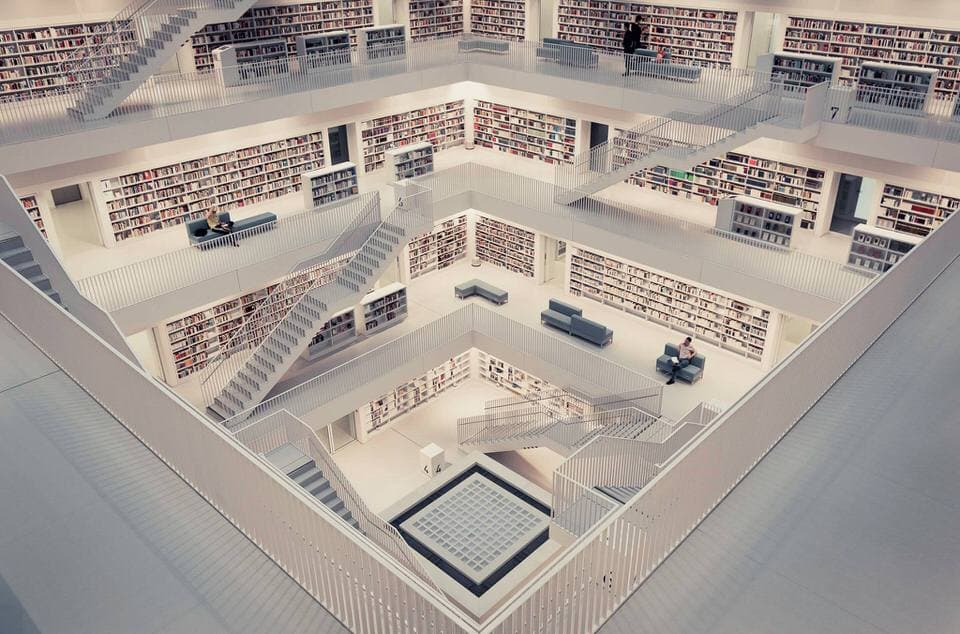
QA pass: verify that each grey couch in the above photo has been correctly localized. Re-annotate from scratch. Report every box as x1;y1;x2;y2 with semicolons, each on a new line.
627;49;702;82
454;279;508;304
541;299;613;347
187;212;277;248
536;38;598;68
656;343;706;383
458;38;509;54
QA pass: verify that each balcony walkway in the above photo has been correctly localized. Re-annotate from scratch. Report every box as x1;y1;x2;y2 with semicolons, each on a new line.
0;315;345;634
600;223;960;632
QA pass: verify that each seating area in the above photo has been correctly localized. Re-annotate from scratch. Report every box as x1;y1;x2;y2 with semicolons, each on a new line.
458;39;509;55
187;212;277;248
627;50;702;82
535;38;598;69
454;279;509;304
540;298;613;347
655;343;707;383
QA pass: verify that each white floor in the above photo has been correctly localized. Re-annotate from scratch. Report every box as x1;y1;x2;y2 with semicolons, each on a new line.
330;379;566;514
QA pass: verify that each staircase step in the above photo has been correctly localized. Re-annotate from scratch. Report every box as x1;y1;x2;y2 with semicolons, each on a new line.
0;234;24;252
26;274;52;292
0;246;32;266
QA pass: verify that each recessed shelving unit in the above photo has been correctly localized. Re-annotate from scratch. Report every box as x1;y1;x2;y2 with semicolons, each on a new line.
473;101;576;165
406;214;468;279
190;1;375;72
303;308;357;361
357;351;471;439
361;283;408;334
716;195;798;247
214;40;289;87
302;162;359;209
847;224;921;273
875;182;959;237
470;0;526;41
409;0;464;41
385;142;435;179
97;131;325;243
476;351;591;418
360;101;465;173
296;31;351;68
18;194;46;238
555;1;738;67
475;215;536;278
569;247;771;361
613;135;825;231
360;24;407;61
0;20;136;102
781;16;960;101
756;52;841;88
856;62;936;115
158;254;349;383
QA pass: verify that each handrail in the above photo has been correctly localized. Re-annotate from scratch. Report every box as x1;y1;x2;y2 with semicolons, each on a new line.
75;192;378;311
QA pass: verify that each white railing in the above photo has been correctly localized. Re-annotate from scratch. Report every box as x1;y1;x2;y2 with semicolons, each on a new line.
825;84;960;142
75;193;378;311
480;163;960;634
0;36;783;146
232;409;446;593
551;471;619;539
223;303;664;429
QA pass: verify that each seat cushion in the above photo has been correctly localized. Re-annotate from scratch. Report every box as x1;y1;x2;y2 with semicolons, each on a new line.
678;365;702;383
193;227;208;237
541;309;572;331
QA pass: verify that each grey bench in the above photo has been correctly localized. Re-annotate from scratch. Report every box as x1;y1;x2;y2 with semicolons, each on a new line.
455;279;508;304
187;212;277;248
655;343;706;383
536;38;598;69
458;39;509;55
628;49;702;82
541;299;613;347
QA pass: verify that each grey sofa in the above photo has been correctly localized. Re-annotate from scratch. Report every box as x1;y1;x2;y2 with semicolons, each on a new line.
541;299;613;347
458;38;509;54
536;38;598;68
454;279;509;304
627;49;702;82
656;343;706;383
187;212;277;248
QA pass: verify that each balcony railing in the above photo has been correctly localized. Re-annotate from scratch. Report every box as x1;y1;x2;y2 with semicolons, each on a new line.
824;84;960;142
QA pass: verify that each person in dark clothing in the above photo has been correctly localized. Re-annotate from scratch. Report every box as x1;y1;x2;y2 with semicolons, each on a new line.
633;15;649;51
622;23;636;76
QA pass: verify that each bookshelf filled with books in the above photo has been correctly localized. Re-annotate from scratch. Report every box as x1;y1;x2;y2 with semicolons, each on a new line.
555;1;739;67
470;0;526;41
781;16;960;100
0;20;136;102
476;351;592;418
612;132;825;231
473;101;576;165
189;1;375;72
360;100;465;173
716;195;798;247
568;246;772;361
475;214;537;278
385;142;435;179
847;224;921;273
302;162;359;208
875;182;959;237
357;351;471;439
96;131;325;244
18;194;46;239
360;24;406;61
303;308;357;360
756;52;841;89
158;254;348;383
361;283;408;335
408;0;464;41
405;214;469;279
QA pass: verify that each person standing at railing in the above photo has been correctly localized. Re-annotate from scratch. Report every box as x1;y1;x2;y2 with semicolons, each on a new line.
622;23;639;76
206;208;240;247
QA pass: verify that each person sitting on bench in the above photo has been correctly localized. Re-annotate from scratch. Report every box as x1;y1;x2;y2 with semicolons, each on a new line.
667;336;696;385
206;209;239;247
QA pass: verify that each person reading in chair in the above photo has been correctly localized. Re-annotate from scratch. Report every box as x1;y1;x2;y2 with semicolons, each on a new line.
206;209;239;247
667;336;696;385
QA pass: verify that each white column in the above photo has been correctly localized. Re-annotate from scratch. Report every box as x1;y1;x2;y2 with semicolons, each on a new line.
731;11;754;69
760;309;783;371
814;169;840;236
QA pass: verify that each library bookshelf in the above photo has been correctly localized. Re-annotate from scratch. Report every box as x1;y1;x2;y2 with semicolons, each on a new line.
470;0;526;41
356;351;471;440
302;162;359;209
569;246;771;361
612;132;825;231
360;101;465;173
18;194;46;239
875;181;959;237
405;214;468;279
847;224;920;273
303;283;408;360
0;20;136;102
476;351;592;418
189;1;375;72
408;0;464;41
475;214;537;278
716;195;798;248
473;101;576;165
96;131;325;244
555;1;738;68
781;16;960;100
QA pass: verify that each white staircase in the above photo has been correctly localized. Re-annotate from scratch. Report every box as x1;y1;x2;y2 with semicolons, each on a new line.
204;205;430;420
65;0;258;121
554;81;789;204
0;228;62;305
